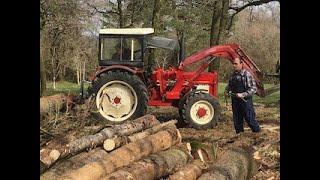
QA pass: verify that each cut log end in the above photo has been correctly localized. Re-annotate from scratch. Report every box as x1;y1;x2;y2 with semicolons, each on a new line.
40;149;61;166
103;139;116;152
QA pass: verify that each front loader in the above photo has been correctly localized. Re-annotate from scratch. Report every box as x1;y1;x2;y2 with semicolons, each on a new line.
83;28;279;130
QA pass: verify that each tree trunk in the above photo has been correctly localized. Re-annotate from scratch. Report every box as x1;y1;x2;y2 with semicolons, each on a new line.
76;67;80;85
117;0;123;28
62;125;181;180
82;61;86;82
40;55;47;97
152;0;161;32
169;160;205;180
51;47;57;90
103;120;178;151
209;0;229;72
79;63;82;85
178;30;185;62
218;0;229;44
40;147;108;179
210;1;222;47
106;146;190;180
59;66;65;81
40;114;159;171
147;0;161;71
197;147;257;180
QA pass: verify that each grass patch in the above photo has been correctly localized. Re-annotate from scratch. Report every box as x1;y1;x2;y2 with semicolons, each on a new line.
44;81;84;96
218;82;280;106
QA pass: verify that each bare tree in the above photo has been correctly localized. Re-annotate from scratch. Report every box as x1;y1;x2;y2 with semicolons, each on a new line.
40;0;98;90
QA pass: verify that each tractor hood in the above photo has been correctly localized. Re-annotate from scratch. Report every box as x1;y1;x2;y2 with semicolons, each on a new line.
146;36;179;51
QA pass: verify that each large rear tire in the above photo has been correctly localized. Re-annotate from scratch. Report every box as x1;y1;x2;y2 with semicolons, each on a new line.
183;92;221;130
178;91;194;126
91;71;148;123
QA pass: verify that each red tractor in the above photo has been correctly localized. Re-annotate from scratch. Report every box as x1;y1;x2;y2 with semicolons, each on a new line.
85;28;273;129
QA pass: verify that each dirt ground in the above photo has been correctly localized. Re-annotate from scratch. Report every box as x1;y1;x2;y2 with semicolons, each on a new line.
40;102;280;180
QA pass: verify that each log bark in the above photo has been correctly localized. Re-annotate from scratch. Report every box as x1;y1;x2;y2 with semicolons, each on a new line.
41;147;108;180
169;160;206;180
103;120;178;151
62;125;181;180
197;147;257;180
40;114;159;172
106;146;191;180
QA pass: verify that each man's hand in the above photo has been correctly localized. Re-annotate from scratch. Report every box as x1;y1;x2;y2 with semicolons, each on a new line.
236;93;245;98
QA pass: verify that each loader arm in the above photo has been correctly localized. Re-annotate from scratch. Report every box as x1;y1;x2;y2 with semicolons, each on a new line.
179;44;267;97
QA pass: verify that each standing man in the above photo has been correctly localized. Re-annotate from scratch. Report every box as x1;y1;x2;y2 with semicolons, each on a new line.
225;57;261;134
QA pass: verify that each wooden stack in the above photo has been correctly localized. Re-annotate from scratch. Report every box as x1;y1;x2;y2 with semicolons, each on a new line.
40;114;256;180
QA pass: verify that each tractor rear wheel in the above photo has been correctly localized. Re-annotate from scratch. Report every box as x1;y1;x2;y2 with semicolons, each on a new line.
178;91;193;125
182;92;221;129
91;71;148;123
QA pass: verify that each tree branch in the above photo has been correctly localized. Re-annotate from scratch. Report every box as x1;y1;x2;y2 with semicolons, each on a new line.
86;2;119;15
229;0;280;13
227;0;280;31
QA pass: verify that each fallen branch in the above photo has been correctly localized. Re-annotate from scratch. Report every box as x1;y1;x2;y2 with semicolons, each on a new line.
40;127;54;137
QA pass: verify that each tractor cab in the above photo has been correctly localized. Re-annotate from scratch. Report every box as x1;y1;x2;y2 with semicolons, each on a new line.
99;28;179;69
99;28;154;68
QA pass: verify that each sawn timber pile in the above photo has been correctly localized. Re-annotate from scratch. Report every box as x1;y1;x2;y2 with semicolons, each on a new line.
40;114;257;180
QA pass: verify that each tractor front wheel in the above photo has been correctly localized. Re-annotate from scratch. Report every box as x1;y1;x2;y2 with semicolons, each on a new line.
91;71;148;123
183;92;221;130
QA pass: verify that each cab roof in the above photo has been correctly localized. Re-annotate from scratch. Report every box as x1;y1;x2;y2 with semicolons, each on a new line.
99;28;154;35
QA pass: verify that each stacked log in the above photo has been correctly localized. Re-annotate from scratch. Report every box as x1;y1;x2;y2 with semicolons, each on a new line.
106;147;190;180
40;114;159;172
103;120;178;151
61;125;181;180
40;114;257;180
40;147;108;180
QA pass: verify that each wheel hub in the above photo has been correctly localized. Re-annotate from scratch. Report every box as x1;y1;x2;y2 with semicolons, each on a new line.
113;96;121;104
197;107;207;118
96;81;138;122
190;100;215;125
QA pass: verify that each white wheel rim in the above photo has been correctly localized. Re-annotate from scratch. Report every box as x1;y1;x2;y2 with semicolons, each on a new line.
190;100;215;125
96;80;138;122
